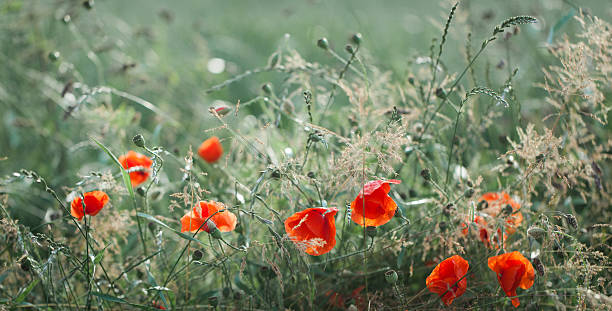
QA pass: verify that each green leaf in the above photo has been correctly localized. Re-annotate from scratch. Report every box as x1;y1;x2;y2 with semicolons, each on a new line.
91;292;150;309
90;137;134;199
547;9;576;44
15;279;39;304
93;243;111;265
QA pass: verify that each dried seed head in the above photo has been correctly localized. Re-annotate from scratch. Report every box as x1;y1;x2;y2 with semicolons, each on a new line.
564;214;577;230
366;226;377;238
192;249;203;261
532;257;544;276
385;270;398;284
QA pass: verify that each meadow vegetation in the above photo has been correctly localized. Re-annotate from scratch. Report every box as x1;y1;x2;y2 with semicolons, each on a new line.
0;0;610;310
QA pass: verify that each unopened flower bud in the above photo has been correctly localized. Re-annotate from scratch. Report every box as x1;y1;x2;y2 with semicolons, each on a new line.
345;44;355;54
207;221;221;239
351;33;362;45
133;134;145;147
262;83;272;95
48;51;60;62
317;37;329;50
435;88;447;99
83;0;94;9
307;171;315;179
385;270;398;284
62;14;71;24
464;188;474;198
267;52;280;68
477;200;488;210
527;226;546;239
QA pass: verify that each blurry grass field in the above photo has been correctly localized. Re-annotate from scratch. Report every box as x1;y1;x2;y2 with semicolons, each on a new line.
1;0;611;310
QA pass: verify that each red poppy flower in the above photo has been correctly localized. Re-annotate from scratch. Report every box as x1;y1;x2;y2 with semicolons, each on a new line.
70;191;110;221
118;150;153;187
488;251;535;307
350;179;401;227
198;136;223;163
426;255;470;306
152;302;166;310
462;192;523;248
284;207;338;256
180;201;237;234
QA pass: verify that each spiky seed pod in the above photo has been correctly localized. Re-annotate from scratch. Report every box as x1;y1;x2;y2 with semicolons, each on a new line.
385;270;398;284
564;214;577;230
317;38;329;50
532;257;545;276
527;226;546;239
133;134;145;147
192;249;203;261
420;169;431;181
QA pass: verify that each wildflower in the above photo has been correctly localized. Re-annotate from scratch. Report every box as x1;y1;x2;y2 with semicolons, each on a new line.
425;255;469;306
284;207;338;256
462;192;523;248
118;150;153;187
350;179;401;227
70;191;109;221
152;302;166;310
180;201;237;234
198;136;223;163
488;251;535;307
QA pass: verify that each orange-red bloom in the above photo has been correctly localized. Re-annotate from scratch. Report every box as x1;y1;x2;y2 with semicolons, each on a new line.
284;207;338;256
180;201;237;234
426;255;470;306
462;192;523;248
198;136;223;163
118;150;153;187
488;251;535;307
70;191;110;221
350;179;401;227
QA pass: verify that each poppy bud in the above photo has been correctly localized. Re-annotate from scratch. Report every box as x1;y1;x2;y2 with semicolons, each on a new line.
317;37;329;50
62;14;71;24
532;257;544;276
136;187;146;197
208;222;222;239
439;221;447;231
466;180;473;188
443;203;455;216
48;51;60;61
477;200;488;210
148;222;156;232
385;269;398;284
307;171;315;179
366;226;377;238
213;105;231;116
345;44;355;54
564;214;577;229
527;226;546;239
271;169;281;179
420;169;431;181
132;134;145;148
351;33;362;45
83;0;94;9
208;296;218;307
407;77;415;85
261;83;272;95
435;88;447;99
464;188;474;198
267;52;280;68
192;249;203;261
